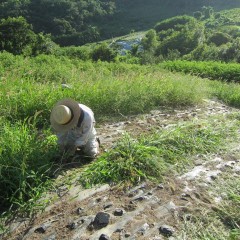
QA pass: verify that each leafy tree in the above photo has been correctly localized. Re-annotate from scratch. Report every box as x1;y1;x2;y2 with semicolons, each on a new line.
201;6;214;19
154;15;195;32
141;29;158;52
0;16;36;55
32;33;59;56
156;18;205;56
91;43;116;62
0;0;30;19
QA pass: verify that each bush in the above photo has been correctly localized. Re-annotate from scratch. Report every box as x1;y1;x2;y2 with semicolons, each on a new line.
156;21;204;56
54;46;91;60
0;17;36;55
91;43;117;62
162;60;240;82
208;32;232;46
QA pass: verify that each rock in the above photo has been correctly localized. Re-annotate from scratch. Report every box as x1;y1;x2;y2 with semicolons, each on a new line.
157;184;164;189
159;225;175;236
92;212;110;228
76;207;84;215
34;223;51;234
125;232;131;237
99;234;111;240
113;208;124;216
66;222;76;230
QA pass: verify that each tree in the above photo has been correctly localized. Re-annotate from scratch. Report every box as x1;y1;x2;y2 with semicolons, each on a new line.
0;16;36;55
156;19;205;56
91;43;116;62
141;29;158;52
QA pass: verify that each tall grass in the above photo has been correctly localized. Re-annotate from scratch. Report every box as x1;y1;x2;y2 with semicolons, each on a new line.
161;60;240;82
0;52;208;126
0;119;58;210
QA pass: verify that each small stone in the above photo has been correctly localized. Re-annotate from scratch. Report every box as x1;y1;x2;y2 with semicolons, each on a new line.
181;193;191;198
34;223;50;234
99;234;111;240
159;225;175;236
66;222;76;230
93;212;110;228
138;223;150;234
76;207;84;215
125;232;131;237
157;184;164;189
113;209;124;216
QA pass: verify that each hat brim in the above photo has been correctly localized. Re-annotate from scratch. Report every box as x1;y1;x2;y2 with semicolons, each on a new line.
50;98;81;132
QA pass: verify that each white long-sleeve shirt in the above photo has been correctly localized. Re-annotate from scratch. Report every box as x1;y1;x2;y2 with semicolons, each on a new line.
56;104;97;148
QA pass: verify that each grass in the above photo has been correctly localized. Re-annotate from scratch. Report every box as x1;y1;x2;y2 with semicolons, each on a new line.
0;53;209;125
0;119;58;211
177;173;240;240
78;115;238;188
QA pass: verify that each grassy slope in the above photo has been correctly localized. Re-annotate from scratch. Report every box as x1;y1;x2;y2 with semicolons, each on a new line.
1;53;240;237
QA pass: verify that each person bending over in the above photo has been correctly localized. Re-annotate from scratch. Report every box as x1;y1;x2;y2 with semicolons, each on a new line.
50;98;99;158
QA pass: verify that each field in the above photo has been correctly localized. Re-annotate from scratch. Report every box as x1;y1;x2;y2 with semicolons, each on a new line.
0;52;240;239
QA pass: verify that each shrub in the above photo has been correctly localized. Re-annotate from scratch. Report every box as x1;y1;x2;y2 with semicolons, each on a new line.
91;43;117;62
0;16;36;55
162;60;240;82
208;32;232;46
156;21;204;56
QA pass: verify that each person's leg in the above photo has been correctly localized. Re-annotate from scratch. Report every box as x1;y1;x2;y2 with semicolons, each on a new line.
83;137;99;158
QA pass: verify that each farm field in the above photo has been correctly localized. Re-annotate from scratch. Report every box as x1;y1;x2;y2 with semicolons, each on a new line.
0;53;240;239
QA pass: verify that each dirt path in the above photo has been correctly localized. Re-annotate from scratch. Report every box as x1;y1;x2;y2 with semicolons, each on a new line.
2;100;240;240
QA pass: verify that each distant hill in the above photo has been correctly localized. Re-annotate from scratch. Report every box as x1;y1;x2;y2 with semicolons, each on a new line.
0;0;239;46
97;0;240;39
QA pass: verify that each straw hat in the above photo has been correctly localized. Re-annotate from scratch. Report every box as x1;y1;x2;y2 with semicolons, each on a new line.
50;98;81;132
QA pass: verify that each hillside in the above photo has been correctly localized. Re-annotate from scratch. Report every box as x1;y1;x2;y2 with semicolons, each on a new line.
0;52;240;239
101;0;240;38
0;0;239;46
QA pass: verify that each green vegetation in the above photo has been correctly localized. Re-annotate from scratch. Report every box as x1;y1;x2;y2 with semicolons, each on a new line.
0;2;240;237
0;52;240;214
137;8;240;64
0;120;57;210
0;0;239;48
161;60;240;82
79;117;237;187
